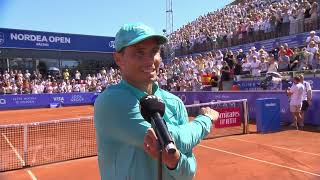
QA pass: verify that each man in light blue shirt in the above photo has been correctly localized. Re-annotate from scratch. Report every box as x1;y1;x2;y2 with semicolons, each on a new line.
94;22;219;180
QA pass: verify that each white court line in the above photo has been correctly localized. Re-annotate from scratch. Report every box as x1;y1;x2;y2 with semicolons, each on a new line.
1;133;25;166
26;169;37;180
2;133;37;180
199;144;320;177
228;137;320;157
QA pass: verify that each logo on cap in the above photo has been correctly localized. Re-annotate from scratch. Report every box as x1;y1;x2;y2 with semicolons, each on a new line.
109;41;115;48
0;33;4;45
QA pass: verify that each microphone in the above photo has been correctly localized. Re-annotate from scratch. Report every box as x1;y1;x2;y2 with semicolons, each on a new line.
140;95;176;154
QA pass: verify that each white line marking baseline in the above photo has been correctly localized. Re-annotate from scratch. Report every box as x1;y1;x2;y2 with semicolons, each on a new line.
228;137;320;157
199;144;320;177
2;133;37;180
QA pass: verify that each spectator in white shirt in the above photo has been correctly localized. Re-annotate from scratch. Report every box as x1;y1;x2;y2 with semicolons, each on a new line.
24;70;31;80
305;31;320;48
241;57;251;75
286;76;305;129
260;56;269;74
305;41;319;68
251;56;261;77
267;54;278;72
75;70;81;82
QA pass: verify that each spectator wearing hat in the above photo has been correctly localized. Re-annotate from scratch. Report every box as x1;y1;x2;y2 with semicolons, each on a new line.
306;31;320;48
236;49;246;62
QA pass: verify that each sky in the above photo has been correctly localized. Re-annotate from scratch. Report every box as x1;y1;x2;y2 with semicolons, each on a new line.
0;0;234;37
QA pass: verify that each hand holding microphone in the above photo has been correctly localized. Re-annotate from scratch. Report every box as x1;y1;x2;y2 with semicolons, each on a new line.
140;95;180;169
140;95;176;154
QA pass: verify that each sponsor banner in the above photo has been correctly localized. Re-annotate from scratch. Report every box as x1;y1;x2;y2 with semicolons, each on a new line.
228;30;320;53
174;91;320;125
237;80;261;90
305;77;320;90
0;28;115;53
237;77;320;90
214;107;241;128
0;93;98;109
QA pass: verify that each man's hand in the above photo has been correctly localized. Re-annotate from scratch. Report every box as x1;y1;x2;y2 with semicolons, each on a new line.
144;128;180;169
199;107;219;122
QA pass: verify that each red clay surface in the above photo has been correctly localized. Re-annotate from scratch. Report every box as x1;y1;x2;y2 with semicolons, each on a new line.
0;106;320;180
0;106;93;125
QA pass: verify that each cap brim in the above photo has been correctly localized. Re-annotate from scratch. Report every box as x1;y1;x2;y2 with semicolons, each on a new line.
117;34;167;52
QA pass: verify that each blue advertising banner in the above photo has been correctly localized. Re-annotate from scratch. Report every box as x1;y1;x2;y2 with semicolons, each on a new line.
0;28;115;53
1;91;319;125
237;77;320;90
237;80;261;90
228;30;320;53
305;77;320;90
173;91;320;125
0;92;98;109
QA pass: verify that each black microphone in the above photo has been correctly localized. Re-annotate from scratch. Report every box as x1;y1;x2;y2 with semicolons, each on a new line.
140;95;176;154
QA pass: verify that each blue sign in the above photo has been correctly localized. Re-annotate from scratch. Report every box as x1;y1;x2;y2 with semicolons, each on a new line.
228;30;320;53
0;92;98;109
237;77;320;90
0;28;115;53
173;91;320;125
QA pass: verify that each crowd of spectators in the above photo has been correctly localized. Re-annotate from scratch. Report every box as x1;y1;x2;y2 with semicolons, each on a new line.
1;30;319;94
165;0;319;57
1;1;320;94
0;67;121;95
160;30;320;91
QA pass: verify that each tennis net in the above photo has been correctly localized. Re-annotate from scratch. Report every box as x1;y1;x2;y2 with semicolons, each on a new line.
185;99;249;139
0;116;96;172
0;99;249;172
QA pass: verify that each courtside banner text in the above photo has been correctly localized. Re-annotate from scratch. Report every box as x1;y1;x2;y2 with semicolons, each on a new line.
0;28;115;53
237;77;320;90
214;107;241;128
0;93;98;109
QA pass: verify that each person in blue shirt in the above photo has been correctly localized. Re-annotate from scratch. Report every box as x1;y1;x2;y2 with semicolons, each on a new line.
94;22;219;180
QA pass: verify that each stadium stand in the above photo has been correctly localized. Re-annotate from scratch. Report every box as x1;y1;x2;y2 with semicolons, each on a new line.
1;0;320;93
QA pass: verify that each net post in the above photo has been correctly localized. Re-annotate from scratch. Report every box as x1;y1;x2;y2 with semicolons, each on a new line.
242;100;249;134
23;124;28;167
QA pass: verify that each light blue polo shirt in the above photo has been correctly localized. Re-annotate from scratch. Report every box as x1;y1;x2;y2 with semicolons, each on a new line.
94;80;212;180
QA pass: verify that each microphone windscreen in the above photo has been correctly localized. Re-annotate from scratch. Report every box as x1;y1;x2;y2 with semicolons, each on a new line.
140;95;165;122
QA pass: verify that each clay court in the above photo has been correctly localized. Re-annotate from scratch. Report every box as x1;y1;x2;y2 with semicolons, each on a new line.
0;106;319;180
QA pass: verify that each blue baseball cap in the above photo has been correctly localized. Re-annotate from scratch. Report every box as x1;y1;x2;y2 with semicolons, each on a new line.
115;22;168;52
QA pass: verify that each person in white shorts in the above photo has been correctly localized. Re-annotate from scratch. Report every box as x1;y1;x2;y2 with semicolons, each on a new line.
286;76;305;129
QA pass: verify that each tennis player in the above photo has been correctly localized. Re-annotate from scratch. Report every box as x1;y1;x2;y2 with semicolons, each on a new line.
94;22;219;180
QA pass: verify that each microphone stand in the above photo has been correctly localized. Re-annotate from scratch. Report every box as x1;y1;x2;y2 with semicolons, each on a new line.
151;118;163;180
158;148;163;180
